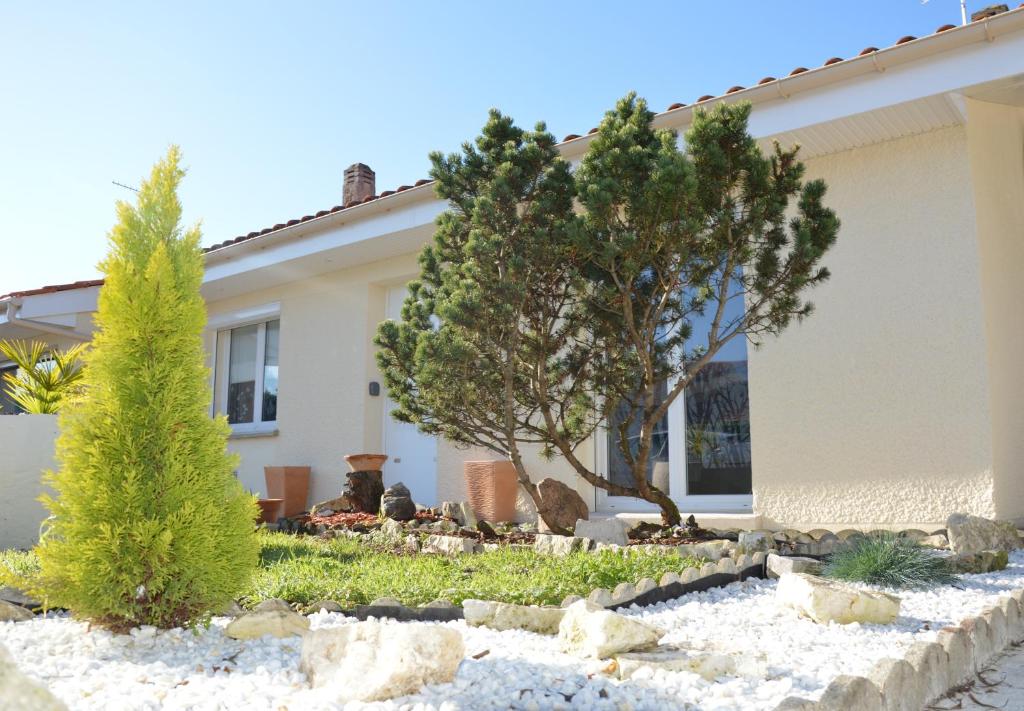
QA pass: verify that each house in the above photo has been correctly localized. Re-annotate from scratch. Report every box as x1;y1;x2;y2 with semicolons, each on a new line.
3;6;1023;533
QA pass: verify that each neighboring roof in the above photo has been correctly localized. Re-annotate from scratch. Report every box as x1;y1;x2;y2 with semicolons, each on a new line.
0;279;104;301
204;5;1024;256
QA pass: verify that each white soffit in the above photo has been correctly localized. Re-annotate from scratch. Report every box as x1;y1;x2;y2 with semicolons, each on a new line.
763;93;967;159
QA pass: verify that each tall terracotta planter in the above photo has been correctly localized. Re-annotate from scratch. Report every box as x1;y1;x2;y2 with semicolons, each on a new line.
264;466;311;518
463;460;518;523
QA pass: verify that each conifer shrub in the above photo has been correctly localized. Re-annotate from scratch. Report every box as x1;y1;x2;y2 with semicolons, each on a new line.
29;148;259;630
822;534;956;589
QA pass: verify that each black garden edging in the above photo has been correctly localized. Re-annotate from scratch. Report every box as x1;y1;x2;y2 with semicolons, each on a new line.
608;562;765;611
338;560;767;623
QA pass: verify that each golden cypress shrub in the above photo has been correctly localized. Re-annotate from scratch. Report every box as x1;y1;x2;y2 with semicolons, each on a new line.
31;148;258;630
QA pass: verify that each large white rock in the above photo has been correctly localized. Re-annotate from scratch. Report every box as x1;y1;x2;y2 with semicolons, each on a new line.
0;642;67;710
533;534;587;556
558;599;662;658
946;513;1021;555
300;620;464;702
574;518;630;546
766;554;821;579
737;531;774;554
224;609;310;639
0;600;33;622
462;599;565;635
776;573;901;625
615;648;736;681
422;535;479;555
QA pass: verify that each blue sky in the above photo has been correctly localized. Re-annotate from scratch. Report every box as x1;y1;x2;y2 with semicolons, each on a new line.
0;1;972;293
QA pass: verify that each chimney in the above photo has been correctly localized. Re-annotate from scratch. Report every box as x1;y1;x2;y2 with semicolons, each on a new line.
971;4;1008;22
343;163;375;206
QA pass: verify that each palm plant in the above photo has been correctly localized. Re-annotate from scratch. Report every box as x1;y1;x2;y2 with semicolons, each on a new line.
0;340;86;414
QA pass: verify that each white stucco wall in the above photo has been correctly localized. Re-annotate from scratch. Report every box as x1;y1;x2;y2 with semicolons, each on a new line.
966;98;1024;523
206;253;589;513
749;126;996;529
206;123;1017;530
0;414;58;549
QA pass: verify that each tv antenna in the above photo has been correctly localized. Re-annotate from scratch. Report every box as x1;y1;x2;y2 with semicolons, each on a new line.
111;180;139;193
922;0;968;25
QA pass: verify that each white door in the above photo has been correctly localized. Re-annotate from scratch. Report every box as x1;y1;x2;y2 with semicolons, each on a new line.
382;285;438;506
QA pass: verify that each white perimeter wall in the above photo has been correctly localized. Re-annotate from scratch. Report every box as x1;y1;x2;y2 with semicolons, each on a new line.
0;415;58;550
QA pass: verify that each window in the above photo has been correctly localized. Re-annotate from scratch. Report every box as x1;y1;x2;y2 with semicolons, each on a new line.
0;364;21;415
217;318;279;432
603;276;752;508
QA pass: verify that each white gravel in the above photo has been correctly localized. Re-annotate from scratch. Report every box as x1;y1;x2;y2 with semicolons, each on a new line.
2;552;1023;711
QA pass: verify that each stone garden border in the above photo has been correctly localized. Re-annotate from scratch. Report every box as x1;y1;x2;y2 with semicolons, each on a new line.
313;552;769;623
772;585;1024;710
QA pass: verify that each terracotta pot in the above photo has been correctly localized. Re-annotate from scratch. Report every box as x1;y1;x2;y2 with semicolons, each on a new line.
344;453;388;472
256;498;283;524
463;460;518;523
264;465;311;517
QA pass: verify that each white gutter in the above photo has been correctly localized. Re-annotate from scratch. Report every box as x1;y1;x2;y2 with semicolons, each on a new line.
559;6;1024;158
3;299;90;342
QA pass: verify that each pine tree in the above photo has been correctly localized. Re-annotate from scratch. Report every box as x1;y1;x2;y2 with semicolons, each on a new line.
31;148;258;630
378;95;839;528
375;111;591;534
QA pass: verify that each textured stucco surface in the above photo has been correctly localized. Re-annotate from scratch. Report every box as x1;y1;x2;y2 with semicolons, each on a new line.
749;127;997;528
0;414;58;549
207;253;590;515
965;99;1024;522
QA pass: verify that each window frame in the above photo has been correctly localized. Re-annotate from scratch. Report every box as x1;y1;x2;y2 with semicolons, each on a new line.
210;303;280;437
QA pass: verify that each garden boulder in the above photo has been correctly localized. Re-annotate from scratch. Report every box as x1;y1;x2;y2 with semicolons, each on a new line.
536;478;589;534
300;620;464;701
573;518;630;547
776;573;901;625
422;535;479;555
615;648;728;680
381;483;417;521
0;642;67;710
945;513;1021;555
0;600;33;622
766;554;821;579
225;608;310;639
463;599;566;635
558;599;662;658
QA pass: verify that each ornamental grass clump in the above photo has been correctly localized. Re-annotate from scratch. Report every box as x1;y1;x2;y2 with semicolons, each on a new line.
822;534;956;589
27;148;259;631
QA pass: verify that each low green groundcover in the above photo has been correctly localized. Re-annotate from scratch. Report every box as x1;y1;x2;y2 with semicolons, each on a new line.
248;532;703;608
2;532;704;610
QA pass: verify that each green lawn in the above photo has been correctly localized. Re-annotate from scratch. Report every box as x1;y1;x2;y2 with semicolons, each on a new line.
2;531;703;610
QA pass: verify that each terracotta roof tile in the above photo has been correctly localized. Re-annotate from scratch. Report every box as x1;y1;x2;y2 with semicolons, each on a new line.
204;10;1021;256
1;279;104;300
